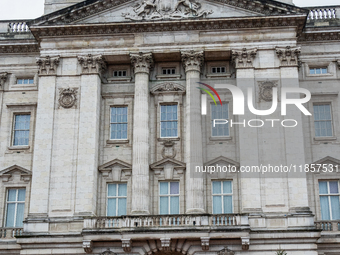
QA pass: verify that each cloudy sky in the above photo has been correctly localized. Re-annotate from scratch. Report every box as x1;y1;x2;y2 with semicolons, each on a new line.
0;0;339;20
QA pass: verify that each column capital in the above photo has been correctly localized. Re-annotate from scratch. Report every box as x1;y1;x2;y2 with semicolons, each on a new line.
0;72;8;87
181;50;204;73
77;54;107;75
36;56;60;76
232;48;257;69
130;52;154;75
276;46;301;67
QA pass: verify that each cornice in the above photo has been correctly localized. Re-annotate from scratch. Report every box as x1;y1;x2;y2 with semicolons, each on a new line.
298;31;340;42
0;43;39;54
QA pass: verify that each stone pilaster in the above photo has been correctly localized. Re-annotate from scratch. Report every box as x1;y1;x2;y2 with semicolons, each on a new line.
75;54;105;215
130;52;154;215
232;48;262;213
181;50;205;214
27;56;60;231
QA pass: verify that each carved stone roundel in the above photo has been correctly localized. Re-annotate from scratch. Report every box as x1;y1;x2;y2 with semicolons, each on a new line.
59;88;78;108
258;81;278;102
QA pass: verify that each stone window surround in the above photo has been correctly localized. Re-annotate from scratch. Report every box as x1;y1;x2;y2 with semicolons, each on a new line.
303;61;337;79
205;61;231;79
107;65;132;82
9;73;38;90
5;103;37;153
155;62;182;80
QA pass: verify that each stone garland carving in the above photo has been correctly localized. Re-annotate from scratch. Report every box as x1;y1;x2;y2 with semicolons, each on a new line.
161;140;177;159
122;0;213;21
36;56;60;75
258;80;278;102
77;54;107;74
151;82;185;94
0;72;8;87
0;44;39;54
58;88;78;109
130;52;154;75
218;247;235;255
181;50;204;72
275;46;301;67
231;48;257;68
100;248;116;255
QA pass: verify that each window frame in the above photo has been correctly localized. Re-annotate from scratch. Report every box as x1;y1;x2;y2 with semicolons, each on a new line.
211;180;233;214
211;103;230;138
160;104;179;139
113;70;127;78
159;181;180;215
309;67;328;75
16;78;34;85
12;114;31;147
211;66;226;74
106;183;127;217
318;180;340;220
162;68;176;75
313;103;334;138
110;106;128;140
4;188;26;228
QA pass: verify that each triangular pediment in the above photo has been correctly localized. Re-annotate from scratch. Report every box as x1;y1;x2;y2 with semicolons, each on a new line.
311;156;340;166
150;158;186;169
0;165;32;176
99;159;132;170
205;156;239;167
30;0;308;27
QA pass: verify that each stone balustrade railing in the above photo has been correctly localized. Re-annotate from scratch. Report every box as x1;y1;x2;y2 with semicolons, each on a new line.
0;20;31;33
0;228;23;239
307;6;339;20
84;214;248;229
315;221;340;231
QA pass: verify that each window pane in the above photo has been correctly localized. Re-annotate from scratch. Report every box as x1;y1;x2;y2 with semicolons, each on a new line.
15;203;25;227
160;182;168;195
160;197;169;214
170;196;179;214
223;181;232;194
8;189;17;202
319;182;328;194
6;204;16;227
117;198;127;216
213;196;222;214
223;196;233;214
107;198;116;216
320;196;330;220
330;196;340;220
18;189;26;201
212;181;221;194
170;182;179;194
329;182;338;194
118;184;127;196
108;184;117;197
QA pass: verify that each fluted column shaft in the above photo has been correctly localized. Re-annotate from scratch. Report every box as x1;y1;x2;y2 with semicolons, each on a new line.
130;52;154;215
182;50;205;214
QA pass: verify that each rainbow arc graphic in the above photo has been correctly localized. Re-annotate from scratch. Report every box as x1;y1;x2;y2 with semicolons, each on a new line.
197;82;222;115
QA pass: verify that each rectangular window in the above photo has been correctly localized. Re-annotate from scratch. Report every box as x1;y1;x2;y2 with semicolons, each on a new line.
160;104;178;138
159;182;179;215
211;67;226;74
107;183;127;216
310;67;327;75
313;104;333;137
319;181;340;220
13;114;30;146
17;78;34;85
162;68;176;75
113;70;127;77
211;103;229;137
110;107;128;140
5;188;26;228
212;181;233;214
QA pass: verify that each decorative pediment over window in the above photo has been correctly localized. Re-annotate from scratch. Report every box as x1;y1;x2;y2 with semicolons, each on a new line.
0;165;32;182
150;82;185;95
98;159;132;181
309;156;340;173
205;156;240;167
150;158;186;179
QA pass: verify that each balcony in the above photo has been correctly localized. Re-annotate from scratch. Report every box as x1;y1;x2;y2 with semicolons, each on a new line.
315;221;340;232
0;228;23;239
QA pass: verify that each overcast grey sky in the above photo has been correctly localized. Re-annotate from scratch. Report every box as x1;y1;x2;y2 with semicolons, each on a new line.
0;0;339;20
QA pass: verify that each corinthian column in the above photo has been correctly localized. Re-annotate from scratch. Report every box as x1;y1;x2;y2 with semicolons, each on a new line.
181;50;205;214
130;52;154;215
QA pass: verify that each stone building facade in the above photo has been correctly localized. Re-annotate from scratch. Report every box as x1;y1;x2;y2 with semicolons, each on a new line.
0;0;340;254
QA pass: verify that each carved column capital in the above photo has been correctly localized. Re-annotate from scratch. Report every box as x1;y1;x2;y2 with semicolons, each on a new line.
232;48;257;69
0;72;8;87
78;54;107;74
276;46;301;67
130;52;154;75
181;50;204;73
36;56;60;76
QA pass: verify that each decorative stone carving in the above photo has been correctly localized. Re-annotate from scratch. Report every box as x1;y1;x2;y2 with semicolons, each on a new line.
200;237;210;250
217;247;235;255
0;72;8;87
258;80;278;102
151;82;185;94
78;54;107;74
82;240;93;253
276;46;301;67
130;52;154;75
161;140;177;159
160;238;171;251
100;249;116;255
232;48;257;68
122;238;132;252
0;165;32;183
58;88;78;109
241;237;250;250
0;44;39;54
122;0;213;21
36;56;60;75
181;50;204;73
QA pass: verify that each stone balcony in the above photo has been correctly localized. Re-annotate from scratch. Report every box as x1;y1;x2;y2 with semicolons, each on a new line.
315;220;340;232
0;228;23;239
306;6;340;27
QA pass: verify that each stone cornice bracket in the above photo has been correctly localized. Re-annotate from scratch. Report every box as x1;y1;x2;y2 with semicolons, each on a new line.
160;238;171;251
130;52;154;75
241;237;250;250
232;48;257;69
276;46;301;67
36;56;60;76
0;72;8;87
78;54;107;75
121;238;131;252
181;50;204;73
200;237;210;251
83;240;93;253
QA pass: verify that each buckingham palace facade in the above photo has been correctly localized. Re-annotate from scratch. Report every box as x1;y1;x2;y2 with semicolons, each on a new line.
0;0;340;254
